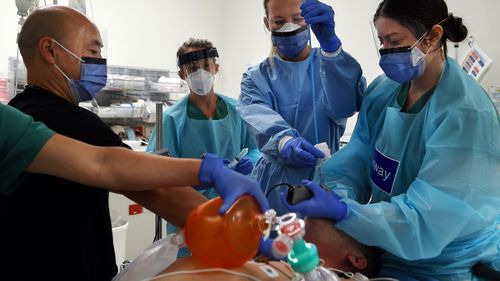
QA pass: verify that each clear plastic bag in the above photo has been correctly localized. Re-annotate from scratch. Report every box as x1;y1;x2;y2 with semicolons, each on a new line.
112;234;180;281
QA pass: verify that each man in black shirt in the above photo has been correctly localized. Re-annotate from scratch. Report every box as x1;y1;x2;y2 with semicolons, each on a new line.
8;86;203;280
4;5;269;281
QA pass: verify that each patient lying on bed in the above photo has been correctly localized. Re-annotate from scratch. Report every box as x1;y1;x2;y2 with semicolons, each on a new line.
151;218;381;281
152;256;294;281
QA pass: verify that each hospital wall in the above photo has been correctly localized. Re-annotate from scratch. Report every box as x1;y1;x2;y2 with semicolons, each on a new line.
2;0;500;97
221;0;500;97
0;0;498;261
2;0;498;137
219;0;500;136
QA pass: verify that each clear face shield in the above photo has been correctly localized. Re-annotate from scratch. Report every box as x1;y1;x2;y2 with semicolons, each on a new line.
370;19;382;58
373;16;448;83
177;48;219;96
267;12;306;32
373;21;428;60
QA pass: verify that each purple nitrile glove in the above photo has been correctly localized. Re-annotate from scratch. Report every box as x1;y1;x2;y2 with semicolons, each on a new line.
280;179;347;221
224;156;254;175
199;153;269;214
280;137;325;168
301;0;341;52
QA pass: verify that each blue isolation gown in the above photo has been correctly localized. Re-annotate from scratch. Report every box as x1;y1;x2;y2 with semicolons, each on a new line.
147;93;260;200
237;48;365;215
319;59;500;280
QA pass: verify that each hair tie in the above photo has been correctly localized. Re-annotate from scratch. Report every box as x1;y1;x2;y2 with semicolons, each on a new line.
437;16;449;26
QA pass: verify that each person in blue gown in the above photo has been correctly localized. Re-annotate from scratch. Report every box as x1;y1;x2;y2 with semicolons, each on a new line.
237;0;365;215
282;0;500;280
147;38;260;200
147;38;261;255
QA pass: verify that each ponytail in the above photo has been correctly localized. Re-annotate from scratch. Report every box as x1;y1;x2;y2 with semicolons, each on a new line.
442;13;468;43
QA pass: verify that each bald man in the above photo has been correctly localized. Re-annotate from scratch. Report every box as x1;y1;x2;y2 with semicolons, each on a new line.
3;6;209;281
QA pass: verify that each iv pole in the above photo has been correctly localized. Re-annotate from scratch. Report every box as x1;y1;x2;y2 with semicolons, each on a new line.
13;0;38;98
153;103;164;242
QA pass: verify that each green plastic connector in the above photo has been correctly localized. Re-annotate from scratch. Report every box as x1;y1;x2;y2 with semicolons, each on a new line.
287;238;319;273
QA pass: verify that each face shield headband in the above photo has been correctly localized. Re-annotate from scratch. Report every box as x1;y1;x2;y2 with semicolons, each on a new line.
177;47;219;67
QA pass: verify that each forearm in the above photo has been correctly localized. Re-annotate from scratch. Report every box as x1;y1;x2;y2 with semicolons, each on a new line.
119;187;208;227
28;134;202;191
96;147;202;190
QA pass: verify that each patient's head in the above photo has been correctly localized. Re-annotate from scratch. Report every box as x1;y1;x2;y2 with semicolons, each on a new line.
304;217;381;277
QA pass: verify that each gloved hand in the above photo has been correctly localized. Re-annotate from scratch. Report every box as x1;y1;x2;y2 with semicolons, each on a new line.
280;137;325;168
280;180;347;221
300;0;341;52
233;157;254;175
199;153;269;214
224;156;254;175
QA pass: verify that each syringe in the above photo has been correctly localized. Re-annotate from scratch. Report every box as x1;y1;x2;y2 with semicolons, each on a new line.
227;148;249;169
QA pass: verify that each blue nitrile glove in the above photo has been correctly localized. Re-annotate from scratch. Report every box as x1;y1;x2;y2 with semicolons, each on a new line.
280;180;347;221
280;137;325;168
234;157;253;175
199;153;270;214
301;0;341;52
224;157;254;175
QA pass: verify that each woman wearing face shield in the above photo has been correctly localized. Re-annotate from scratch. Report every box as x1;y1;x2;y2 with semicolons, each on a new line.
148;38;260;188
147;38;260;254
237;0;365;217
282;0;500;279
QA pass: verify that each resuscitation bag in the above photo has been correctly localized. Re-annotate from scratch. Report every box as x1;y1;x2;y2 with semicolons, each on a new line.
184;195;268;268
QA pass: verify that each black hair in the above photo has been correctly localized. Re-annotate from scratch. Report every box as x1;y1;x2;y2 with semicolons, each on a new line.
373;0;468;56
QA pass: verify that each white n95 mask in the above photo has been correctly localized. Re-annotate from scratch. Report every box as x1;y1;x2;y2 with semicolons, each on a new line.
186;69;215;96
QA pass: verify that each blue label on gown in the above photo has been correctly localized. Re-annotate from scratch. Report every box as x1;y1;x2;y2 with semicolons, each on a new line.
370;148;399;194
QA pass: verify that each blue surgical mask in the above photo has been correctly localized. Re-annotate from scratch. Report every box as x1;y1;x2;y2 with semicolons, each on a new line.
378;33;429;83
52;40;107;102
271;23;309;58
